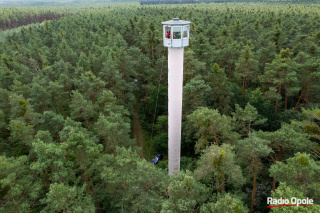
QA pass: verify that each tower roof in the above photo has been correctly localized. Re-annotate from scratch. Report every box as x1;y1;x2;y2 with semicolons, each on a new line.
162;18;191;25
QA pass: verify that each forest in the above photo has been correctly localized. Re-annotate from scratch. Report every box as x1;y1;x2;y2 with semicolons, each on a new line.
140;0;320;5
0;1;320;212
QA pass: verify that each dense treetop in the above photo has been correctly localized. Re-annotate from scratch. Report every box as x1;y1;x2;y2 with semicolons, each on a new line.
0;2;319;212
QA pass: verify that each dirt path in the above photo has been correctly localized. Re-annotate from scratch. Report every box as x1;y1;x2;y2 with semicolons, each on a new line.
133;95;144;158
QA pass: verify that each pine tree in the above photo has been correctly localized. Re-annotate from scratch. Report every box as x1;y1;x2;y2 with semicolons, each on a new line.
270;152;320;198
236;133;273;213
195;144;244;193
261;49;299;113
183;75;211;115
205;63;233;113
235;45;259;96
187;107;239;152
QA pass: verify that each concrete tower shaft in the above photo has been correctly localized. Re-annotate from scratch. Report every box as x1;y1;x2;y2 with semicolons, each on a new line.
168;47;184;175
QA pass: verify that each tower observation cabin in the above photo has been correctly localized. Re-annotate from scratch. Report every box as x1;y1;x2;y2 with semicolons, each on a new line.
162;18;191;48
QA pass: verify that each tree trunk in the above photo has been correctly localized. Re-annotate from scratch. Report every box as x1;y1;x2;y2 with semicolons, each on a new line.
272;146;283;191
222;169;225;192
218;84;221;113
294;81;310;111
40;172;50;191
284;84;288;111
248;121;252;136
105;135;109;154
59;103;67;119
89;177;102;213
81;169;95;206
66;151;77;181
250;162;257;213
290;96;294;108
212;128;219;147
284;95;288;111
151;47;155;68
242;76;246;96
274;83;282;114
84;115;91;131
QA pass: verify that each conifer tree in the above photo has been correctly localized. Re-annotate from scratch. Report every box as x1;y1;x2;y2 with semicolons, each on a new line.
236;133;272;213
188;107;239;152
261;49;299;113
235;45;259;96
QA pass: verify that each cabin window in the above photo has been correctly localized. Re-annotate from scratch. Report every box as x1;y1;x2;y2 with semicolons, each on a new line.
183;25;189;38
173;26;181;39
164;26;171;39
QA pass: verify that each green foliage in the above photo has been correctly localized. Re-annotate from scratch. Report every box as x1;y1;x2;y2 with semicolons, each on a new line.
195;144;244;192
94;113;132;153
41;111;64;140
188;107;239;152
236;133;273;212
233;103;267;136
270;152;320;198
0;2;320;212
152;132;168;154
41;183;95;213
236;133;273;166
161;171;209;212
183;75;211;115
235;44;259;96
270;183;320;212
301;108;320;141
205;63;233;114
184;49;206;81
272;182;304;200
8;119;34;153
260;49;299;113
101;147;168;212
200;193;249;213
257;122;315;161
0;155;43;212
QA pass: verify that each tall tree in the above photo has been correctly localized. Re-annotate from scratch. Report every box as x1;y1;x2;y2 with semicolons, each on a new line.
0;155;43;212
270;183;320;212
200;193;249;213
161;171;209;212
100;147;167;212
41;183;95;213
235;45;259;96
184;49;206;82
270;152;320;198
205;63;233;114
232;103;267;137
69;90;95;131
261;49;299;113
257;122;315;191
94;113;132;154
187;107;239;152
293;52;320;111
236;133;273;213
193;32;213;68
183;75;211;115
195;144;244;193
